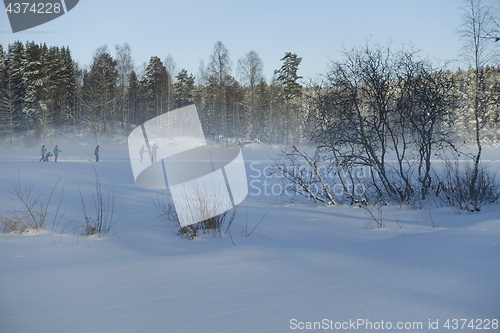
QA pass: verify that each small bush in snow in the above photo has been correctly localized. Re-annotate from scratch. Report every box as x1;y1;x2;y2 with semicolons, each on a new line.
437;160;499;212
78;166;118;237
153;192;237;240
1;175;65;234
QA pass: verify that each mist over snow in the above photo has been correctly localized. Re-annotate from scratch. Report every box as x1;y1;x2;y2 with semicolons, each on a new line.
0;132;499;333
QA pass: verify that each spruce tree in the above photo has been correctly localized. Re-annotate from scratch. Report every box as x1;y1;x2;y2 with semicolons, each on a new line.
274;52;302;144
5;42;25;135
88;47;118;134
174;69;195;109
127;70;139;129
139;56;169;122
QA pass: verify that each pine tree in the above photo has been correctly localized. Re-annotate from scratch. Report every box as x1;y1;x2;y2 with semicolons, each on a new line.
88;46;118;134
4;42;25;138
127;70;139;128
0;44;10;142
174;69;195;109
274;52;302;144
40;45;62;128
253;78;270;142
23;42;46;139
81;69;100;142
225;75;244;140
139;56;169;122
59;46;76;128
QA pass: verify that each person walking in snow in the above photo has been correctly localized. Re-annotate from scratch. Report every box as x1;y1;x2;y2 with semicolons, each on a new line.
39;145;46;162
139;145;146;162
53;145;61;162
95;145;100;162
151;143;158;162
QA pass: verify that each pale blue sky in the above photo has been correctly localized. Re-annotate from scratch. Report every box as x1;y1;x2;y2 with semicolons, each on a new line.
0;0;479;81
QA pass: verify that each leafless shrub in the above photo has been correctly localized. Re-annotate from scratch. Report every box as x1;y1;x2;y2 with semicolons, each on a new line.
153;191;237;240
270;145;376;206
436;159;499;212
1;174;65;234
269;146;338;205
360;200;385;229
78;166;118;237
1;213;32;234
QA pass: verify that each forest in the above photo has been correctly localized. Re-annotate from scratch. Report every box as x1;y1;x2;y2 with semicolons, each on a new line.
0;38;500;144
1;40;498;147
0;40;305;145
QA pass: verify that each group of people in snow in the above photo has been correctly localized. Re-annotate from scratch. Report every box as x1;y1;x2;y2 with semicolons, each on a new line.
39;145;60;162
38;144;100;162
139;143;158;162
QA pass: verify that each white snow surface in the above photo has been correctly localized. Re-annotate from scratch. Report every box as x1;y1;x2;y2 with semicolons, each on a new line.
0;137;499;333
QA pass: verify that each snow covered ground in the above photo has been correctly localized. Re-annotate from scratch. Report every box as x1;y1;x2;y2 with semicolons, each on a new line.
0;136;499;333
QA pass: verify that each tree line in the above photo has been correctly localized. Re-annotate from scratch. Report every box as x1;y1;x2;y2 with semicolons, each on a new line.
0;40;308;145
0;39;499;148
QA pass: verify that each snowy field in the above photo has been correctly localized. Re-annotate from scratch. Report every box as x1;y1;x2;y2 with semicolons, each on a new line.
0;136;499;333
